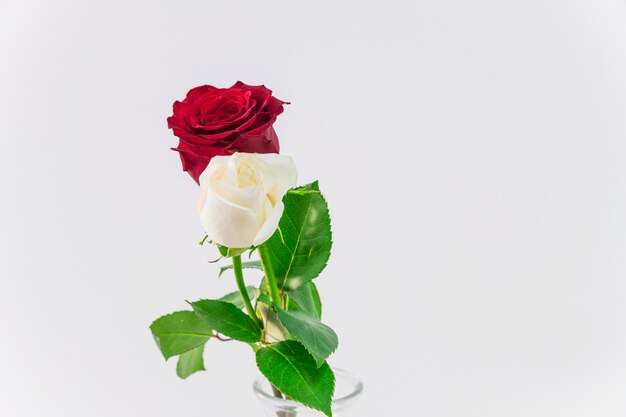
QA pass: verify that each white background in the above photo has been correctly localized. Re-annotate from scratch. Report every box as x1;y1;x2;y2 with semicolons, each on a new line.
1;1;626;416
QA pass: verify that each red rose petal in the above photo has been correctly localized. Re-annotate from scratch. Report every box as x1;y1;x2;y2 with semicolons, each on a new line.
168;82;287;183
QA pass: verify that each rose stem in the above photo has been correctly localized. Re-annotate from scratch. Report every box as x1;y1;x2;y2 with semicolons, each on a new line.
271;384;283;398
258;245;283;308
257;247;293;417
271;384;296;417
232;255;262;327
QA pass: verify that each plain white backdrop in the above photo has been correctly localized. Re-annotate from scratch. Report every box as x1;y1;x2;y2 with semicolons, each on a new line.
1;1;626;416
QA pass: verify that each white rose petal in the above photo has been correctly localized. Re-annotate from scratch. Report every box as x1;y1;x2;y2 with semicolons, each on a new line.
197;153;297;248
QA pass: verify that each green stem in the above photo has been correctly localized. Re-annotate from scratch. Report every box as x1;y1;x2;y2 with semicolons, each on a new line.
232;255;261;326
258;245;282;308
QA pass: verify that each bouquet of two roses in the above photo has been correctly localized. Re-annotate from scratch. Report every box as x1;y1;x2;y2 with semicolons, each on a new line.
150;82;348;417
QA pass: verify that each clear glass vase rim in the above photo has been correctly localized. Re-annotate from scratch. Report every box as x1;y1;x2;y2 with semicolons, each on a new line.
252;368;363;408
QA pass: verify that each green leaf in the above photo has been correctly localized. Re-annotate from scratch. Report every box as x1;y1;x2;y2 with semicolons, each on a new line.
176;344;205;379
190;300;262;343
259;275;269;295
277;308;338;366
219;286;256;310
219;260;263;277
264;181;332;291
256;292;272;307
150;311;212;360
256;296;288;343
256;340;335;416
287;282;322;319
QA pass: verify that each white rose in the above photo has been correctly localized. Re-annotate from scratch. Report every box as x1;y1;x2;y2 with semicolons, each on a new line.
197;152;297;249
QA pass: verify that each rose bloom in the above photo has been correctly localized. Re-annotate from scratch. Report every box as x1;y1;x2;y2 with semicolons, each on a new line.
168;81;286;183
197;153;297;249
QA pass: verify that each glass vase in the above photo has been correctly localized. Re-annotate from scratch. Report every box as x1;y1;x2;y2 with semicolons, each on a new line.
253;368;363;417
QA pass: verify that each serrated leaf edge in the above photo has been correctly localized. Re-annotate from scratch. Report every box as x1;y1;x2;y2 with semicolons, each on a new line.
190;299;262;342
276;308;338;367
149;311;212;360
274;187;333;291
176;344;206;379
256;342;334;416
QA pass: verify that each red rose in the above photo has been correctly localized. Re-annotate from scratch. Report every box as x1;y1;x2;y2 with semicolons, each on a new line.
167;81;286;183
